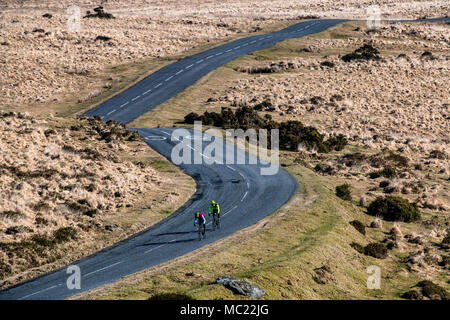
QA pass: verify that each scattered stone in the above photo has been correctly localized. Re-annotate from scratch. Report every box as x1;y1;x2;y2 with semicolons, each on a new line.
390;225;402;239
370;218;383;229
313;265;335;284
104;224;122;232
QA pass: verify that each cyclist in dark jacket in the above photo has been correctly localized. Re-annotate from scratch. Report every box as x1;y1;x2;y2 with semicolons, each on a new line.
194;212;206;227
194;212;206;238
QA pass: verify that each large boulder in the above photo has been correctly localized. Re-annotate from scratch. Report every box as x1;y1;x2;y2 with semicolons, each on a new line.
216;276;265;299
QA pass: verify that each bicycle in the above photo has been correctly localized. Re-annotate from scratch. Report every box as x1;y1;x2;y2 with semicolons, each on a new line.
212;212;220;231
198;221;206;240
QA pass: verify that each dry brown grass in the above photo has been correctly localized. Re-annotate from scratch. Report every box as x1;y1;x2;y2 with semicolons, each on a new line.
130;21;449;214
0;112;195;288
1;1;448;116
0;3;285;115
2;0;448;20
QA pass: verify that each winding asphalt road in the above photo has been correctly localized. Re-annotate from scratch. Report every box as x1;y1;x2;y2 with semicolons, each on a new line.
0;128;297;300
84;19;348;124
3;17;446;300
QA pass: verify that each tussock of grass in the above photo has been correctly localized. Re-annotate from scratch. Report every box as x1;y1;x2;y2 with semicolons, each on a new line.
0;210;23;220
149;160;178;173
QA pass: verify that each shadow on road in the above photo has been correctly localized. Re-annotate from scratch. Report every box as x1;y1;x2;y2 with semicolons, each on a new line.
142;238;198;246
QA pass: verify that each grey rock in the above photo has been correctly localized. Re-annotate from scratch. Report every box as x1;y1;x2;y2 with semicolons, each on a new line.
216;275;265;299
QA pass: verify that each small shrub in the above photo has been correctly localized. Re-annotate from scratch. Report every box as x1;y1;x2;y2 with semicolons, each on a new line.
5;226;20;235
0;210;23;220
95;35;112;42
341;44;381;62
364;243;388;259
379;180;390;188
336;183;352;201
84;6;115;19
314;163;335;175
417;280;449;300
184;112;201;124
420;51;437;60
350;242;364;254
310;96;325;105
385;152;409;167
369;166;396;179
31;234;55;248
367;196;421;222
323;134;348;152
33;201;50;211
35;216;49;226
0;260;12;280
320;61;335;68
349;220;366;235
429;150;447;160
83;209;99;217
183;106;347;153
66;201;85;212
401;289;423;300
53;227;77;244
70;124;83;131
340;152;367;167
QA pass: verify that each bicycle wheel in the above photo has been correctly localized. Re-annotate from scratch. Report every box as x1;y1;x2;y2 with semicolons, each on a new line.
212;215;216;231
198;224;202;241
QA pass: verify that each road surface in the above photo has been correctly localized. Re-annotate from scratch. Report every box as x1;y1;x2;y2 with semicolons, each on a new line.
0;128;297;299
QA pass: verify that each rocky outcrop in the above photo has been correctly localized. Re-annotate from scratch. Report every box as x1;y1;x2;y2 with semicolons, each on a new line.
216;275;265;299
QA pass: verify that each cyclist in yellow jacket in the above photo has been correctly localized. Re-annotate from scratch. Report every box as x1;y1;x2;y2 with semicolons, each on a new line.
209;200;220;220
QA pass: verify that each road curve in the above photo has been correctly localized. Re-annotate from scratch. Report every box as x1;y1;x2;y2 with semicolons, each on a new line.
0;128;297;300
